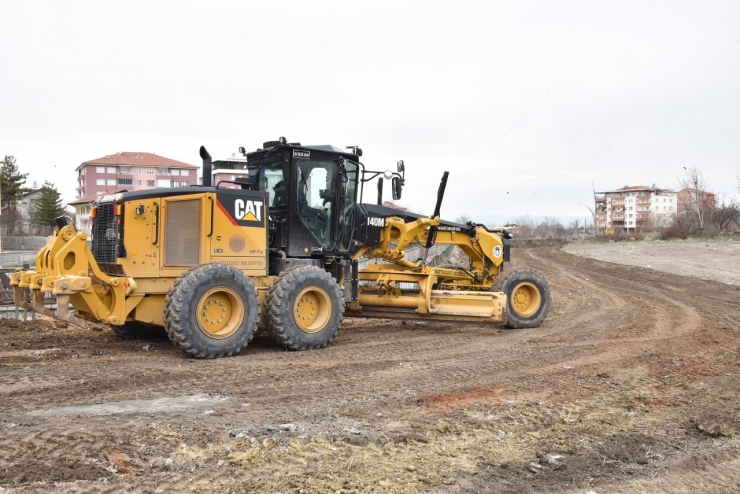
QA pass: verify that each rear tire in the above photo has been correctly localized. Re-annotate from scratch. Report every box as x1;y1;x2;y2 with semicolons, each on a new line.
493;268;551;329
164;263;259;359
265;265;343;350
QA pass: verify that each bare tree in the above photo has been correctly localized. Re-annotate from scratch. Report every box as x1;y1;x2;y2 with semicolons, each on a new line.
678;167;711;232
578;180;599;236
711;195;740;231
636;211;654;234
513;215;535;239
455;214;471;224
535;216;565;238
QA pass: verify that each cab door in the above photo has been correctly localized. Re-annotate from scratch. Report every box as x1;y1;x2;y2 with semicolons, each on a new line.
292;158;339;254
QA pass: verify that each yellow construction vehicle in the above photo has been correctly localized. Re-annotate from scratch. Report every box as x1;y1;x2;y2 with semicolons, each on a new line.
11;138;551;358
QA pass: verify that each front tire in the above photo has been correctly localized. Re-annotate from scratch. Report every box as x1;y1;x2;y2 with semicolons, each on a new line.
164;263;259;359
493;268;551;329
265;265;344;350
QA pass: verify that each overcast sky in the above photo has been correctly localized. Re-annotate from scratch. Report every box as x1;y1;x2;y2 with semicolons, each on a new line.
2;0;739;225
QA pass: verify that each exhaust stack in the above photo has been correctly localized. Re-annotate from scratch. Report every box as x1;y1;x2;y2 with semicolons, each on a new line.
199;146;212;187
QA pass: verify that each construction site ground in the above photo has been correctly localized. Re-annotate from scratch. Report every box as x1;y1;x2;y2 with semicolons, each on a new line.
1;242;739;493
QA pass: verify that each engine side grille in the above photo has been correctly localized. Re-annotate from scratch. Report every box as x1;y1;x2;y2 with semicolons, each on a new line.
92;203;117;264
165;199;201;266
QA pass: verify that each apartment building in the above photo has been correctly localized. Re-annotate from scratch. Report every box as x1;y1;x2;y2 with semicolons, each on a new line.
204;157;250;189
76;152;198;199
677;188;716;213
595;185;677;233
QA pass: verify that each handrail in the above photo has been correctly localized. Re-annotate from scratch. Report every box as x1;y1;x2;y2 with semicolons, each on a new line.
207;196;214;237
152;202;160;245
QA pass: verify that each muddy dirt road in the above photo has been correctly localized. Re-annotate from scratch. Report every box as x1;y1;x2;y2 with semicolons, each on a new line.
1;247;739;493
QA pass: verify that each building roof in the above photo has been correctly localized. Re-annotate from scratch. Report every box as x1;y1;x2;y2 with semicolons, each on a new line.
678;188;714;196
76;152;198;171
596;184;677;195
21;188;42;197
68;189;128;206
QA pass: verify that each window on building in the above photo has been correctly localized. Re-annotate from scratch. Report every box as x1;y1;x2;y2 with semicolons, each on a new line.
170;169;180;176
172;181;180;187
96;166;105;173
96;179;105;185
146;168;155;175
157;167;169;175
133;180;141;186
107;167;116;174
182;181;189;186
157;179;171;187
119;166;131;174
107;179;116;186
146;180;155;186
181;170;189;176
133;168;141;174
118;178;133;185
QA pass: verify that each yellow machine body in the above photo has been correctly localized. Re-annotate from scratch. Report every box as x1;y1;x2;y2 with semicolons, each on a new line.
12;190;274;328
11;202;508;328
346;215;507;322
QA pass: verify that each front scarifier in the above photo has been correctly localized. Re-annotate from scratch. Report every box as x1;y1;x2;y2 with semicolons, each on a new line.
10;221;134;328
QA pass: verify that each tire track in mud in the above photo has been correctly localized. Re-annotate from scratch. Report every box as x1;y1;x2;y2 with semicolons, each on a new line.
1;246;739;492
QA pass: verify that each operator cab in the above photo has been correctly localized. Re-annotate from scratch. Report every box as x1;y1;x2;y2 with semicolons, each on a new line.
244;139;361;260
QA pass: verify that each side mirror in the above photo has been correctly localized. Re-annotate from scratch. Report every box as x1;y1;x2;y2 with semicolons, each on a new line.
397;160;405;173
377;178;384;205
392;176;402;200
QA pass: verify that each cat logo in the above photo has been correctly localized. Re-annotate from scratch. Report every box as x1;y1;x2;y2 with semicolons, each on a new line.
217;193;265;228
235;199;263;222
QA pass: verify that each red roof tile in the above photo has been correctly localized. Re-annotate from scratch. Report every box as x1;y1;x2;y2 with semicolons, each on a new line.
68;189;128;205
76;152;198;171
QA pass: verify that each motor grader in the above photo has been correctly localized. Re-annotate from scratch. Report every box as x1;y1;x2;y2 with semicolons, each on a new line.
10;138;551;358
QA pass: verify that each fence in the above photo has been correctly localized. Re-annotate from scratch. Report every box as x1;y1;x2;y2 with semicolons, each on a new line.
1;235;51;251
